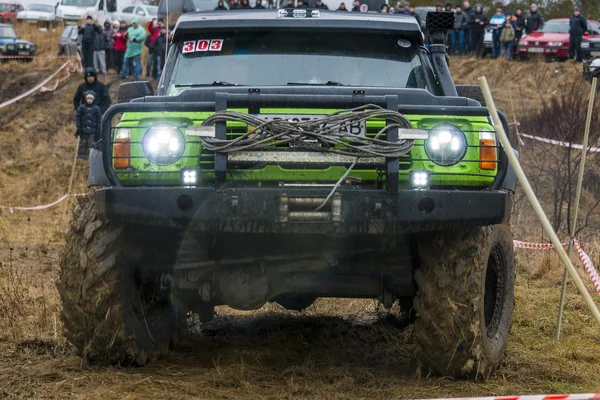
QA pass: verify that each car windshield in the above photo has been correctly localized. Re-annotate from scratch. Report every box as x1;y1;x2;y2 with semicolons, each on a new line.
0;25;17;38
168;32;425;94
539;21;569;33
147;5;157;15
28;4;54;11
61;0;97;7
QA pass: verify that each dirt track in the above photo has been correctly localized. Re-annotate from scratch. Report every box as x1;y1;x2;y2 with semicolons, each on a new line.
1;27;600;399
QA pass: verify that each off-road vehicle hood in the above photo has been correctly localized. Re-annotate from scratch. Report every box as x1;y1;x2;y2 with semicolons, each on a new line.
521;31;569;43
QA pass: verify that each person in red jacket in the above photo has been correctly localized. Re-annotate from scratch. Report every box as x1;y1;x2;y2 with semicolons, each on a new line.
113;20;128;75
146;18;164;79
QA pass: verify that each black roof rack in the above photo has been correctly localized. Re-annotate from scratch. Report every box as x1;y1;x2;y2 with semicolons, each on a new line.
172;10;423;43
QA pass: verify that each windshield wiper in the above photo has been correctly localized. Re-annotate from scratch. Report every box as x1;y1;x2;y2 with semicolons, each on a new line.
175;81;239;87
287;81;346;86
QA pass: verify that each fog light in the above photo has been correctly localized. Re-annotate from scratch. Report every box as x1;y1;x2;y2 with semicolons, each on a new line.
181;169;198;185
411;171;429;188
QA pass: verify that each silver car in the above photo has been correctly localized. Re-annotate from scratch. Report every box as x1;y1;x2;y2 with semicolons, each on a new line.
58;24;81;57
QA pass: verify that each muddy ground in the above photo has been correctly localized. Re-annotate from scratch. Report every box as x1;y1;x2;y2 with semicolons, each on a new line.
1;26;600;399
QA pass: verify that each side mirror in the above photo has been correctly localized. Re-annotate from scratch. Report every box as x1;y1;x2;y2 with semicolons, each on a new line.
117;81;154;104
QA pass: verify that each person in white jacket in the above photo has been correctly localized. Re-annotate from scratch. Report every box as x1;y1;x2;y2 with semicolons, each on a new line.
489;8;506;59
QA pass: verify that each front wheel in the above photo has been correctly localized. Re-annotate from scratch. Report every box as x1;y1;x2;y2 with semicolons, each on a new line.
413;224;514;379
58;195;185;365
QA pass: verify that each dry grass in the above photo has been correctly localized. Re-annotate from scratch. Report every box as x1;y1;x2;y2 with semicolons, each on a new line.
1;42;600;398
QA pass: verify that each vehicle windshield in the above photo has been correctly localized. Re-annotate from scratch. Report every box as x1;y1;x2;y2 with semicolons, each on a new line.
0;25;17;38
168;32;425;94
61;0;97;7
147;5;157;15
28;4;55;12
538;21;569;33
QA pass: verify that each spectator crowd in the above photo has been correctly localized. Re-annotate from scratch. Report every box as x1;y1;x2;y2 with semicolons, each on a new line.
78;15;169;81
439;2;587;61
443;1;543;60
209;0;591;62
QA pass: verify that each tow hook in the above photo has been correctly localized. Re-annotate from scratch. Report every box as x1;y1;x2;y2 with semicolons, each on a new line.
279;193;342;223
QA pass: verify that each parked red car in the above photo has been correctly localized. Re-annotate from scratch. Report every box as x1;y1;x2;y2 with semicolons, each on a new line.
0;2;23;23
517;18;600;60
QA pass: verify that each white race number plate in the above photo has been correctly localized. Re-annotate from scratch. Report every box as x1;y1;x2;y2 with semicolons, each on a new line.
256;114;366;136
528;47;544;53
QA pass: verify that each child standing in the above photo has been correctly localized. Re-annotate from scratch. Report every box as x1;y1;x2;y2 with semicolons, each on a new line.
75;91;102;159
500;15;515;60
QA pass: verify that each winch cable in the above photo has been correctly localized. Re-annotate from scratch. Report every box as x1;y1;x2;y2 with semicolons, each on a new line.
199;104;414;158
314;123;392;211
200;104;415;211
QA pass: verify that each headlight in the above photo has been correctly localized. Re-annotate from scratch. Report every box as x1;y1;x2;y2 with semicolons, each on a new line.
7;44;14;50
518;40;527;46
582;42;590;49
424;124;467;166
142;125;185;166
548;41;563;47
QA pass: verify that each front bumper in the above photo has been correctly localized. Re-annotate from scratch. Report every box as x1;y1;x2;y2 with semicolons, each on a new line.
3;49;35;58
96;187;509;235
517;46;568;58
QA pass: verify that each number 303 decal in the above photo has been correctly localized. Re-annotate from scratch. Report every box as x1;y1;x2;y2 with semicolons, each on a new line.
182;39;224;53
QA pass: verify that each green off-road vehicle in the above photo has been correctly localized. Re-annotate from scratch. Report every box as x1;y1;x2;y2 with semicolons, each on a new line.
59;10;518;378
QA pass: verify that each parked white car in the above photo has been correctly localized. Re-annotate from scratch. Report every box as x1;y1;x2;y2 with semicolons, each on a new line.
17;3;56;23
117;4;157;26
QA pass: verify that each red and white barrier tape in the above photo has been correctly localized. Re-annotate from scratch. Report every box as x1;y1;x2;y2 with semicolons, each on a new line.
513;239;600;296
521;133;600;153
0;60;70;109
573;238;600;295
0;55;71;59
0;54;82;108
40;54;83;92
0;193;86;214
513;240;561;250
416;394;600;400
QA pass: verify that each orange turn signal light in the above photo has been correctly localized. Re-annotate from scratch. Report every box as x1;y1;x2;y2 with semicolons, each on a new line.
114;138;131;169
479;139;496;171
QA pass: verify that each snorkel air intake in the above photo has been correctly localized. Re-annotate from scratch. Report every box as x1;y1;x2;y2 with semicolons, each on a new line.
425;11;457;96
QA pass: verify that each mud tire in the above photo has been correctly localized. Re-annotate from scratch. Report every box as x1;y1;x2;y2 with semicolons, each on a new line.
58;195;183;365
413;224;514;379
